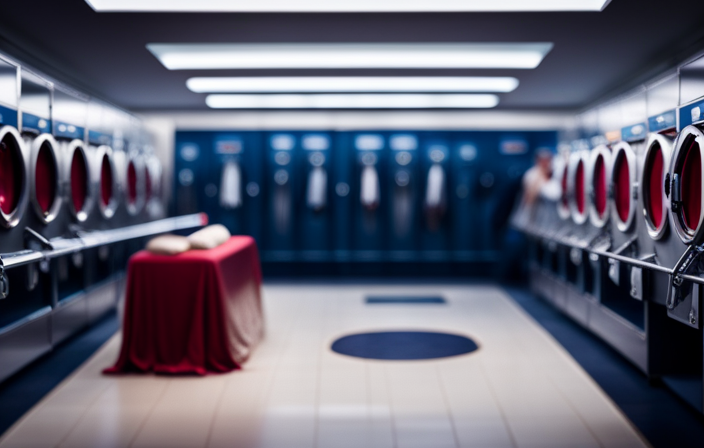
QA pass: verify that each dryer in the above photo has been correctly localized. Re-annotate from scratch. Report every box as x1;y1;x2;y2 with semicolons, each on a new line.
50;85;92;344
0;57;53;383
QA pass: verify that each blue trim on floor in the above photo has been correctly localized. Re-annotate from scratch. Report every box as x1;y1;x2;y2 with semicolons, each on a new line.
505;286;704;448
366;296;446;304
0;312;119;436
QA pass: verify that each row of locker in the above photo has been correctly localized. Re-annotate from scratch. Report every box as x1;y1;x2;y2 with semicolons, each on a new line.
174;130;557;267
517;56;704;412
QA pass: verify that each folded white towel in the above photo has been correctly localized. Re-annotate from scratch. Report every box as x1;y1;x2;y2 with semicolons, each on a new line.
146;235;191;255
188;224;231;250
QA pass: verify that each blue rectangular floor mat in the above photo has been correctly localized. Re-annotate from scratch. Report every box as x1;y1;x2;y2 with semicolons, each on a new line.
366;296;446;304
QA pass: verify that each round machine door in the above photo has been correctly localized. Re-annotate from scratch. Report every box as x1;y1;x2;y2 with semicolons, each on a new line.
96;145;118;219
126;154;145;216
609;141;638;232
67;140;92;222
0;126;29;228
669;125;704;244
588;145;611;228
30;134;62;223
640;134;672;240
567;151;588;225
555;156;571;220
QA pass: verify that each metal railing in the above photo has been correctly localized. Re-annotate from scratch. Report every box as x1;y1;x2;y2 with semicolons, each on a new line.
0;213;206;270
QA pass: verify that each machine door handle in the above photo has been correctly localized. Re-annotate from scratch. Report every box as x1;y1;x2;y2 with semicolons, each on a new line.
219;160;242;209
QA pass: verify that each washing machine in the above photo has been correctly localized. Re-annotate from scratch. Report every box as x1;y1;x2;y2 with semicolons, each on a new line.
50;85;92;344
0;57;53;383
553;145;599;313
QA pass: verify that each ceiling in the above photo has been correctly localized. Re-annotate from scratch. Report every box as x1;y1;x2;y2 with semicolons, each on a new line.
1;0;704;112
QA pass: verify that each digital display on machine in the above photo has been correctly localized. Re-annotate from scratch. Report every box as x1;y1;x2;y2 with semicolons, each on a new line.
680;55;704;106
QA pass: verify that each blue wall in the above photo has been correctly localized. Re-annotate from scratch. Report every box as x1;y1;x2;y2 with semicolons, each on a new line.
173;130;557;276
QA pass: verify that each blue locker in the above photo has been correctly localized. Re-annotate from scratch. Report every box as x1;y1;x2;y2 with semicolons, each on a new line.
419;135;451;258
298;133;333;260
449;137;481;260
386;133;421;260
350;133;387;260
264;133;297;259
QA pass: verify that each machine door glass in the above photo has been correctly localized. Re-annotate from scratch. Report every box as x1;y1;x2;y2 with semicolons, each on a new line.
641;135;671;239
0;127;27;227
670;126;704;244
32;135;61;223
69;142;91;222
588;146;610;228
610;142;637;232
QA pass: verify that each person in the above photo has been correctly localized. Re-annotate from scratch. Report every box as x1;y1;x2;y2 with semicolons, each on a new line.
511;148;561;229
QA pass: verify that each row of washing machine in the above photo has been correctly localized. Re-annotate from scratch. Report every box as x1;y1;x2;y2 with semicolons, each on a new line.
518;73;704;412
0;53;178;383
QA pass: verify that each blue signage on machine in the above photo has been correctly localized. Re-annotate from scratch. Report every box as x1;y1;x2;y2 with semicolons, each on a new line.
648;109;676;133
53;121;85;140
0;104;18;128
679;98;704;129
620;122;647;142
88;130;113;146
22;112;51;134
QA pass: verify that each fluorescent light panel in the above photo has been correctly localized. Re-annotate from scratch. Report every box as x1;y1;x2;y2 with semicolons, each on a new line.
87;0;611;12
205;94;499;109
148;43;553;70
187;77;519;93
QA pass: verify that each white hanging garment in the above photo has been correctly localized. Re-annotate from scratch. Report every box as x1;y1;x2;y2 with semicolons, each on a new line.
424;163;446;231
425;163;445;208
360;165;380;210
306;166;327;211
219;160;242;209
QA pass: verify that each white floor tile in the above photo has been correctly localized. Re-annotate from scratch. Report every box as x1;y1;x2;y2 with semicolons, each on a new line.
0;284;649;448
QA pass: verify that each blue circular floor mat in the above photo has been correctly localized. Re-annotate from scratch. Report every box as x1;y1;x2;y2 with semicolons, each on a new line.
331;331;479;360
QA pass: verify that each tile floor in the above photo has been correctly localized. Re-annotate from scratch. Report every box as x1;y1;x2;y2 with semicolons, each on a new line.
0;284;648;448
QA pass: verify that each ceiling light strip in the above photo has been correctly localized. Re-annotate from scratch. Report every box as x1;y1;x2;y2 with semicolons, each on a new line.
148;43;553;70
187;76;519;93
87;0;611;12
205;93;500;109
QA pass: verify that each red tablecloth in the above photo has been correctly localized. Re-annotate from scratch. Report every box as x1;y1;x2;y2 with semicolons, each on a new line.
104;236;264;375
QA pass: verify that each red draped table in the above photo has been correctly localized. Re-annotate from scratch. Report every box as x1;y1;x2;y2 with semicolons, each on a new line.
105;236;264;375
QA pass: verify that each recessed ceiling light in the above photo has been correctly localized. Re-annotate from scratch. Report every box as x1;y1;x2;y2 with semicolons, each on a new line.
87;0;611;12
187;77;519;93
204;93;500;109
147;43;553;70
